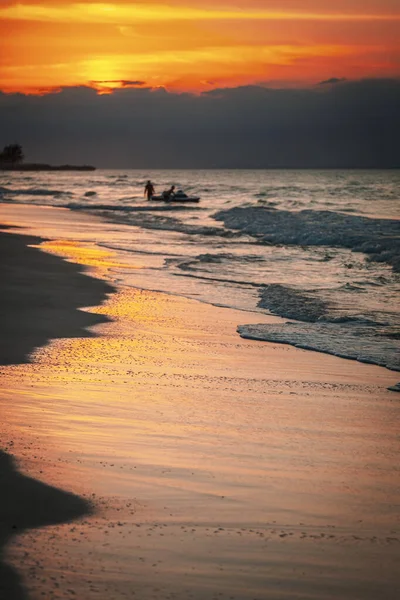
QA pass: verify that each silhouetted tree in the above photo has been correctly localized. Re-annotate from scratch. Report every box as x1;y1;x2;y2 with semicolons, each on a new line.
0;144;24;166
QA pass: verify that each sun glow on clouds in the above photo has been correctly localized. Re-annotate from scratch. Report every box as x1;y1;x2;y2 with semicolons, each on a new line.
0;1;399;93
3;3;400;23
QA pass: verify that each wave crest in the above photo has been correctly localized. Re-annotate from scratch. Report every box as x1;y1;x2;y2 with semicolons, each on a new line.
238;321;400;374
214;208;400;272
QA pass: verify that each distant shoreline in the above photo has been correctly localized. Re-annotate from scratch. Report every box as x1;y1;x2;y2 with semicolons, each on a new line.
0;163;96;171
1;165;398;171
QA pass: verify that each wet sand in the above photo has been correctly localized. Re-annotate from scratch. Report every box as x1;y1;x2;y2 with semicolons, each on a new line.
0;228;109;599
1;211;399;600
0;227;113;366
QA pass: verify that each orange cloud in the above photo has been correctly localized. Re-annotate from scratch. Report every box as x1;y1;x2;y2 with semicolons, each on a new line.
0;1;399;93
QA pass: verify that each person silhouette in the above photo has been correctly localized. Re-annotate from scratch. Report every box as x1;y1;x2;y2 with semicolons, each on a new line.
162;185;175;200
144;180;155;201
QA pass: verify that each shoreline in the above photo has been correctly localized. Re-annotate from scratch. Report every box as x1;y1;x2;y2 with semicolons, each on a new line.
1;202;398;389
1;213;399;599
0;227;114;366
0;226;112;600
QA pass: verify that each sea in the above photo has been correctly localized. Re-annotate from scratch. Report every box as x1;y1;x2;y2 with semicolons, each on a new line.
1;169;399;378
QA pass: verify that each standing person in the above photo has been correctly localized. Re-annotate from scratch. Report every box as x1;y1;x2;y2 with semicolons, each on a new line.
144;180;155;201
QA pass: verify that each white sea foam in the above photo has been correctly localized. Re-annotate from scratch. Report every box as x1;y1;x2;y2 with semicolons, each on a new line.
214;207;400;271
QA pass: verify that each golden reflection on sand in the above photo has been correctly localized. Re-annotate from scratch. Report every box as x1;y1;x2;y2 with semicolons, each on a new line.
39;239;140;275
91;287;179;325
2;282;400;599
2;286;399;518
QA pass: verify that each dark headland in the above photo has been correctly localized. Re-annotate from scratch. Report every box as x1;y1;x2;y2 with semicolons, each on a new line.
0;163;96;171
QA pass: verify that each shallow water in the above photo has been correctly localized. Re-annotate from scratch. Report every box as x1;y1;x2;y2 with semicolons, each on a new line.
1;169;399;372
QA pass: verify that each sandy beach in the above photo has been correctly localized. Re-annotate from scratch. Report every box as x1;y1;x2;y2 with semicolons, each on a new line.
1;206;399;600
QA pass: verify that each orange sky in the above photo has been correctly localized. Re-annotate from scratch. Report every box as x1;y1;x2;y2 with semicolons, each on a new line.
1;0;399;94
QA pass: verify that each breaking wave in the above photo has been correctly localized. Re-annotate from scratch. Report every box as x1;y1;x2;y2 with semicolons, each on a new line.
214;207;400;272
256;283;395;326
237;282;400;385
87;207;238;238
237;321;400;373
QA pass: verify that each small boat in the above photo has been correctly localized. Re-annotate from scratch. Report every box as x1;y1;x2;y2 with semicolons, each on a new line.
151;190;200;203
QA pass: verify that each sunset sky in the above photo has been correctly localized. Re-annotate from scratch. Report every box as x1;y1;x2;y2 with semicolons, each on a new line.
1;0;399;94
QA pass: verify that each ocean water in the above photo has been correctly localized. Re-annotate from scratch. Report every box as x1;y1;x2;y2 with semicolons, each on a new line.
1;169;399;376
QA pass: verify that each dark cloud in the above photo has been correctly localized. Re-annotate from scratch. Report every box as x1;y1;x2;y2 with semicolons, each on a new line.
319;77;347;85
90;80;146;87
0;79;399;168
